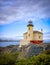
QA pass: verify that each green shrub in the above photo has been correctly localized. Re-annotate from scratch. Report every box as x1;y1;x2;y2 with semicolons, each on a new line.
0;52;19;65
0;50;50;65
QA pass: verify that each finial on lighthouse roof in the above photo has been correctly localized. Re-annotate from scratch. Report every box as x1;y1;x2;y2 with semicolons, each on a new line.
27;20;34;27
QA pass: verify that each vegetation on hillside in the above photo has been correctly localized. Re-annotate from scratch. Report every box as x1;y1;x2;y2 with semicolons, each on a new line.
0;52;19;65
0;50;50;65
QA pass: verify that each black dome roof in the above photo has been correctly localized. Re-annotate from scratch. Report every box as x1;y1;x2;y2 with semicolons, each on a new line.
27;20;34;27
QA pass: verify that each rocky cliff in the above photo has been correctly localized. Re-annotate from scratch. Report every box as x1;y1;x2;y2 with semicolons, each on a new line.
0;43;50;58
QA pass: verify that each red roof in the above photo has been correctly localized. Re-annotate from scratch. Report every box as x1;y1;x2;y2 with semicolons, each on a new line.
30;40;43;44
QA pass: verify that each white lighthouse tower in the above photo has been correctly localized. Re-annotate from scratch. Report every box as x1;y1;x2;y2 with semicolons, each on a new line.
27;20;34;41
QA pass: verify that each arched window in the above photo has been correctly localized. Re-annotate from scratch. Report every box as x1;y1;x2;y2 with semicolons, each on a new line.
29;34;30;37
29;27;30;30
26;36;27;39
39;36;41;39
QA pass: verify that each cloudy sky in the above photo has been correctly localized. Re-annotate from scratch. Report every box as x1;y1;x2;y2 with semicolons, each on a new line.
0;0;50;40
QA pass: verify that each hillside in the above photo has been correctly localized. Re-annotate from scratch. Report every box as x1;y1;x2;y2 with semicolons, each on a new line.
0;43;50;65
0;43;50;58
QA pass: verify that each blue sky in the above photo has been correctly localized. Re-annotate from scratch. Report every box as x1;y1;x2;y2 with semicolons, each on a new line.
0;0;50;40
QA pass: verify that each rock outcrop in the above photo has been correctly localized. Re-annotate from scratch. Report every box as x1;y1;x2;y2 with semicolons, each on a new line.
0;43;50;58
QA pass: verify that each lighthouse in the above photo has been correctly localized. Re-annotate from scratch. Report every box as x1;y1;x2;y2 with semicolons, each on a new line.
27;20;34;41
19;20;43;47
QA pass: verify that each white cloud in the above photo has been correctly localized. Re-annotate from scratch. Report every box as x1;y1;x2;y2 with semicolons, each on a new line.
0;0;50;24
43;33;50;40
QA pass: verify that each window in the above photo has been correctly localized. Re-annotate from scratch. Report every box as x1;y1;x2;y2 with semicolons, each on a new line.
29;34;30;37
29;27;30;30
39;36;41;39
26;36;27;39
